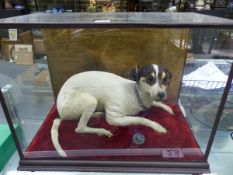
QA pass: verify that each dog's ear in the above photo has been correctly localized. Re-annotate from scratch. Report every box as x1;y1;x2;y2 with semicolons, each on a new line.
167;69;173;80
130;65;140;81
165;69;173;84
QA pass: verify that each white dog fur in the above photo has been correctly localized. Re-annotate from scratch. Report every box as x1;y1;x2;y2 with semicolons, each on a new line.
51;64;174;157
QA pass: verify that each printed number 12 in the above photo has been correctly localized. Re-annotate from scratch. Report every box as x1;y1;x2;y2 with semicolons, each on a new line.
162;149;184;158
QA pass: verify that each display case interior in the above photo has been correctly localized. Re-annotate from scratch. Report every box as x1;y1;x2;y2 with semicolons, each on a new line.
0;13;233;173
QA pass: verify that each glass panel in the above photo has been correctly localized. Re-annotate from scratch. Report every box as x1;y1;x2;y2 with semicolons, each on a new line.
211;86;233;152
32;27;194;160
0;26;232;162
180;28;233;153
0;29;54;152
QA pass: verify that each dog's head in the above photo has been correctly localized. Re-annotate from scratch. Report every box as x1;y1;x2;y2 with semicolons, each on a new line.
130;64;172;101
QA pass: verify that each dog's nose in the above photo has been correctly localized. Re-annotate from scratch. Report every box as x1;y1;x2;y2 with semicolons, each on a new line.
158;92;165;99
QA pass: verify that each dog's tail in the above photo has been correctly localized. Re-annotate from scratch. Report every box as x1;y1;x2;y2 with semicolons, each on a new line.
51;118;67;157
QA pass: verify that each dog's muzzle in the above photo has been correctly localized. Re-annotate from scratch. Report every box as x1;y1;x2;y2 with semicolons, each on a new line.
154;92;166;101
158;92;165;99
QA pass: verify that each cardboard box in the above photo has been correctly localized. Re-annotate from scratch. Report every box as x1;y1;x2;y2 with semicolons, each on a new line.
1;31;33;60
33;39;46;54
15;44;34;65
19;31;33;44
1;38;20;60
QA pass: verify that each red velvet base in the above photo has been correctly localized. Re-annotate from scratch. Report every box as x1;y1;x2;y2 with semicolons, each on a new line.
25;103;203;161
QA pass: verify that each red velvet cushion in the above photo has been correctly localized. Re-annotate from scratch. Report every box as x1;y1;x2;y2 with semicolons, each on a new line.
25;103;203;161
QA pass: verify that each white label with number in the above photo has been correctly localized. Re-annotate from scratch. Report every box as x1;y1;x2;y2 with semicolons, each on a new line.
162;148;184;158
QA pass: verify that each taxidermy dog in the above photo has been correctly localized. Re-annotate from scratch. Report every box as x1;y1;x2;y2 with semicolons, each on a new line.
51;64;174;157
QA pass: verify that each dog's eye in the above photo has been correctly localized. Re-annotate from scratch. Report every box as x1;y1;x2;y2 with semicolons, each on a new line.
146;75;154;83
162;77;169;85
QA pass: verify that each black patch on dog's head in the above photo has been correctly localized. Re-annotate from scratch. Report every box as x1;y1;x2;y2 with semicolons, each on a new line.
130;64;157;85
131;64;172;86
139;64;157;85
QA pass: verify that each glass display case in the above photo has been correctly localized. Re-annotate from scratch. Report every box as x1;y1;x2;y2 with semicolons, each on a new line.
0;12;233;174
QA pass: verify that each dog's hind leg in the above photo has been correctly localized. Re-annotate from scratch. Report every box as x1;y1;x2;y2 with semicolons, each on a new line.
75;93;112;137
106;115;167;134
93;112;105;118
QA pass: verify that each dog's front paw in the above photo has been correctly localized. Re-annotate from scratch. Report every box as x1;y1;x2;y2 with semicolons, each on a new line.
97;129;113;138
164;106;174;115
153;124;167;134
157;126;167;134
